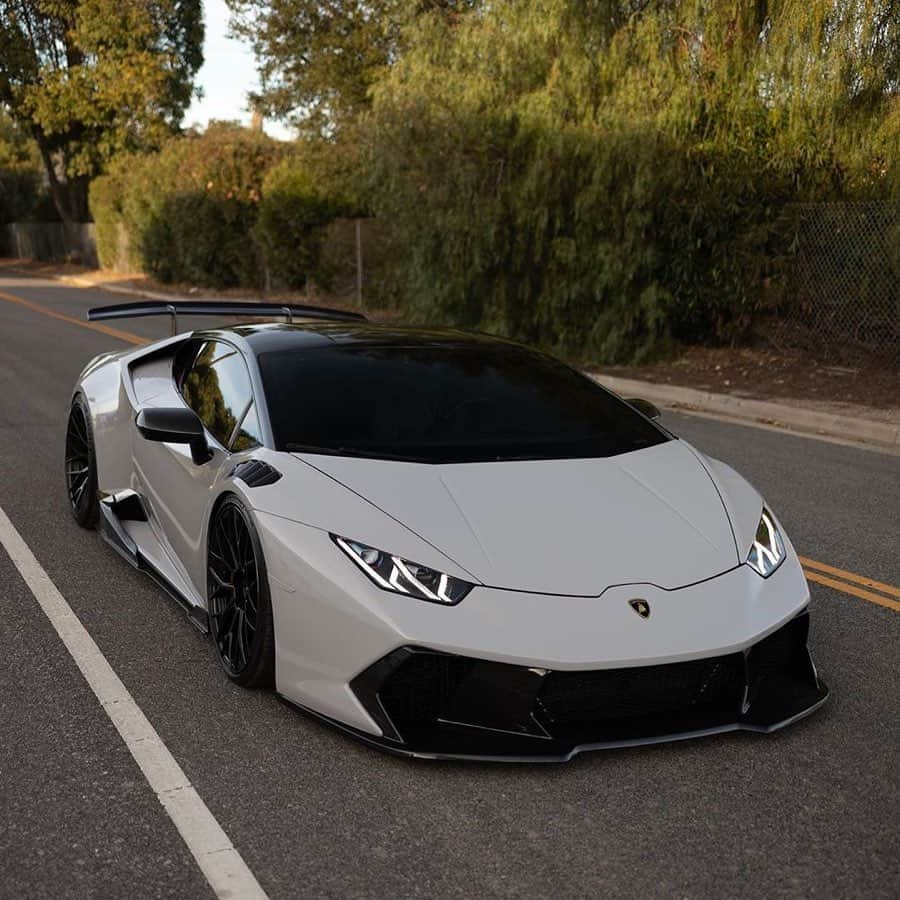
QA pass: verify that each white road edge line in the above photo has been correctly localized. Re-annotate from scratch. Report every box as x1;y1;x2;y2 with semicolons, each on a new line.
0;503;267;900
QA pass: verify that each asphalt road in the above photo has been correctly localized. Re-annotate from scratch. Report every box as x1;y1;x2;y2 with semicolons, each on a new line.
0;270;897;899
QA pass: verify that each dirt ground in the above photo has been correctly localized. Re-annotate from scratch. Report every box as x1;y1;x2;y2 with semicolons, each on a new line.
599;343;900;411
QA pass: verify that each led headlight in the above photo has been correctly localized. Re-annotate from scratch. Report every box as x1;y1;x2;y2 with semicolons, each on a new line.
333;536;473;604
746;507;786;577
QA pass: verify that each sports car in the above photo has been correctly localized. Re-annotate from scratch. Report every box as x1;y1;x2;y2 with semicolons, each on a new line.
66;300;828;760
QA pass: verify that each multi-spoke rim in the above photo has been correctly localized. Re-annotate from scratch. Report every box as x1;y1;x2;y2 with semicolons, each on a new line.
65;405;91;511
208;504;260;675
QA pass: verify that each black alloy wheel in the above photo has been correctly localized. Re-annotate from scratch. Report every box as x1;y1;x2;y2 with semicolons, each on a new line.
65;397;99;528
207;495;275;687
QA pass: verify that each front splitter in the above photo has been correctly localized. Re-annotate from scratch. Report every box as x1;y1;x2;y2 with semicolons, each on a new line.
279;680;829;763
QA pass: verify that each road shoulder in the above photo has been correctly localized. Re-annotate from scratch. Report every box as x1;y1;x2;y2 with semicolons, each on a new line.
593;374;900;452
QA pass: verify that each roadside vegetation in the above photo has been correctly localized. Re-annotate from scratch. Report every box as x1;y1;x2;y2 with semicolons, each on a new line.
0;109;50;223
2;1;898;362
0;1;203;224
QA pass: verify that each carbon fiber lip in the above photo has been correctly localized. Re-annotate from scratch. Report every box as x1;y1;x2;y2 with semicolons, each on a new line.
278;681;829;764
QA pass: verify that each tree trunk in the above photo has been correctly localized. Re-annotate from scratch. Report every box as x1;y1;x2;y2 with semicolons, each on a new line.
67;175;90;221
36;143;89;224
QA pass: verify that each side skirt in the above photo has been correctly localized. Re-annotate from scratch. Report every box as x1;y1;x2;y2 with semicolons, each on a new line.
99;491;209;634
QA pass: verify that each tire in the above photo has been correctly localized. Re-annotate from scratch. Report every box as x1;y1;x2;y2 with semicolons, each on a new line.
206;495;275;688
65;396;100;528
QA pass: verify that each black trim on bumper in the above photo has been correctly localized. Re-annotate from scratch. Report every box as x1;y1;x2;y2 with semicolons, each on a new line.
342;611;828;761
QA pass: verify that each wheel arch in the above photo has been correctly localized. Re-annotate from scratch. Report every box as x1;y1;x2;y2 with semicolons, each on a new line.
72;354;135;494
65;393;100;528
202;486;260;594
205;488;276;687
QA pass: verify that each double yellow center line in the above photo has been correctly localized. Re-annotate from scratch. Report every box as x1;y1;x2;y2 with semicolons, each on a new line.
800;557;900;612
0;288;149;346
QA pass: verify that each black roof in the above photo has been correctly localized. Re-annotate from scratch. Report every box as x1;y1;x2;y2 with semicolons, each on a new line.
205;322;523;356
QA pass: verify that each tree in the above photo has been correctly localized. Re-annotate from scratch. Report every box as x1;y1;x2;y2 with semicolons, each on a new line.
0;1;203;223
225;0;477;136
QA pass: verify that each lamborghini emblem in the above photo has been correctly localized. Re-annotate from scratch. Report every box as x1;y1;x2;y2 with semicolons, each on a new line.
629;599;651;619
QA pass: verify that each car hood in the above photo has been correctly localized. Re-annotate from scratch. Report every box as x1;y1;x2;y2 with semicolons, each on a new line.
292;440;740;595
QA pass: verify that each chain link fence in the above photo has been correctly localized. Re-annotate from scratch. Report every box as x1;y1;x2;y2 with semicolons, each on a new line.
1;222;99;267
317;207;900;363
4;209;897;366
310;217;393;309
787;202;899;362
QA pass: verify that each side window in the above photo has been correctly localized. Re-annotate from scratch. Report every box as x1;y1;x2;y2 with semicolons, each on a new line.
173;339;203;391
181;341;261;450
232;402;263;452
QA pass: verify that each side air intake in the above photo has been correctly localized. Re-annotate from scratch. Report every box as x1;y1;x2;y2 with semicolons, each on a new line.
231;459;282;487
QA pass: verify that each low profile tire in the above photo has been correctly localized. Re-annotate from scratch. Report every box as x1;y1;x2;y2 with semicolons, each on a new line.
65;396;99;528
207;495;275;688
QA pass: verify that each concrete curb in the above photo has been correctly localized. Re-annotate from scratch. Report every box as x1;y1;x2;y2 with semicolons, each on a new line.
60;275;200;303
7;265;187;303
591;374;900;451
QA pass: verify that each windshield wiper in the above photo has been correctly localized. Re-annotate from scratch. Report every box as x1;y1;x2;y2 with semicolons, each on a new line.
284;442;424;462
284;442;341;454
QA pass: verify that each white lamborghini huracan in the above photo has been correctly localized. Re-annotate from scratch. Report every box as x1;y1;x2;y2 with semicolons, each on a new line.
66;301;828;760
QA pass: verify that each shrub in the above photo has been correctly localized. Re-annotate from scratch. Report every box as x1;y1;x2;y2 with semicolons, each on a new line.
0;113;51;224
91;123;285;287
255;157;341;289
90;161;131;268
0;167;43;223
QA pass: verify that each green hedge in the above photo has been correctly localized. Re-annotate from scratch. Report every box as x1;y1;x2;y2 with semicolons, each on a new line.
0;167;43;223
0;111;54;224
254;157;342;290
92;124;282;287
365;1;899;362
90;124;342;289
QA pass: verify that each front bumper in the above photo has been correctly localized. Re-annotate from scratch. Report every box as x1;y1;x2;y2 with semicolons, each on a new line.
259;515;827;759
343;610;827;761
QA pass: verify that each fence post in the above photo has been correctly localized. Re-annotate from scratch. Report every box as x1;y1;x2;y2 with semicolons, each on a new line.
355;218;364;309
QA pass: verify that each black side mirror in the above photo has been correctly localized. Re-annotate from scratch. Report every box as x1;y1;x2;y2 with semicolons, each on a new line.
626;397;661;420
135;407;212;465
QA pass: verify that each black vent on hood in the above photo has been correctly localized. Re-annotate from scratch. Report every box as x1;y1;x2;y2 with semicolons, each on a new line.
231;459;282;487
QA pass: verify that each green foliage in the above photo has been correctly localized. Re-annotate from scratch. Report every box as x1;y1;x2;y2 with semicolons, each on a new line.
364;0;899;361
0;0;203;222
255;156;344;289
91;124;285;287
83;0;900;365
225;0;477;136
0;107;49;222
87;162;129;269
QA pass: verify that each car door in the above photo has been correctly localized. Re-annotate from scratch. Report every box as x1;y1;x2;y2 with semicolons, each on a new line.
132;339;264;601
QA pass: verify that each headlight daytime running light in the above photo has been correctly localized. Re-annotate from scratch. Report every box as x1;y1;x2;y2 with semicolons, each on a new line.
333;535;473;605
746;507;786;577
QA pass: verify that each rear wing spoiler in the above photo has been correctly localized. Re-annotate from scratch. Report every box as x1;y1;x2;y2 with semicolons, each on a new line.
87;300;366;335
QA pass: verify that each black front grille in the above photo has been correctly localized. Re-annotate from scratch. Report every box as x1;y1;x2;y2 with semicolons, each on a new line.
350;612;823;756
537;654;745;727
376;652;475;738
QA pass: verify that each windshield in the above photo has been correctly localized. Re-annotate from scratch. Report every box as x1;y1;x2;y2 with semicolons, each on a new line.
258;343;668;463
